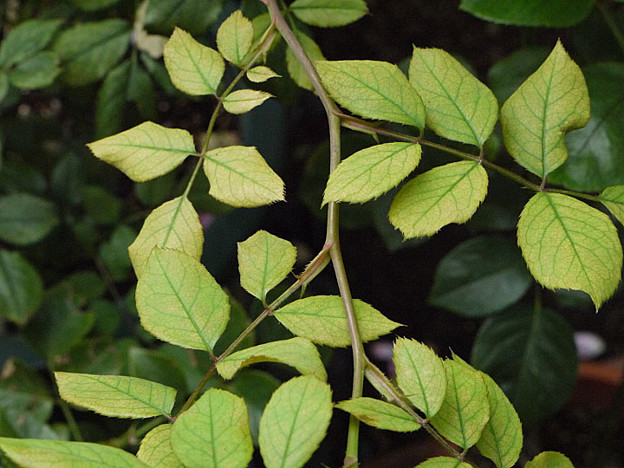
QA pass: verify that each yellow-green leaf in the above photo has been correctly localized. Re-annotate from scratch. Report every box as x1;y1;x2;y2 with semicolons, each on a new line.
501;41;590;178
393;338;446;418
409;47;498;147
247;66;280;83
87;121;195;182
274;295;401;347
203;145;285;207
317;60;425;129
259;376;332;468
0;438;148;467
290;0;368;27
525;451;575;468
55;372;176;418
237;230;297;302
136;248;229;351
416;457;472;468
430;359;490;450
137;424;184;467
323;142;421;205
128;196;203;277
171;389;252;468
599;185;624;225
389;161;488;238
336;397;420;432
476;373;523;468
217;337;327;381
216;10;253;67
163;27;224;96
223;89;272;114
286;30;325;91
517;192;622;309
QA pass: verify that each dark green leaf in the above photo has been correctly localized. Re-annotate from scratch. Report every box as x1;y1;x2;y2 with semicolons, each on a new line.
70;0;121;10
81;185;121;225
8;52;60;89
128;60;157;120
487;47;550;103
99;225;136;282
0;72;10;103
59;271;106;306
460;0;595;27
471;306;577;422
550;63;624;191
53;19;131;86
0;19;63;68
126;346;187;392
429;236;532;316
0;160;46;195
145;0;224;36
0;250;43;325
96;60;131;138
0;359;54;423
0;193;59;246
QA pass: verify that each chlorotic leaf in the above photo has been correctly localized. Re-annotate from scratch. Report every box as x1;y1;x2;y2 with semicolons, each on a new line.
517;192;622;309
476;373;522;468
0;438;148;467
429;236;532;317
316;60;425;129
87;121;195;182
525;452;575;468
237;230;297;301
136;248;230;351
137;424;184;467
128;196;203;277
223;89;272;114
274;295;401;347
0;19;62;67
286;31;325;91
393;338;446;418
389;161;488;238
290;0;368;27
203;145;284;207
0;250;43;325
53;19;131;86
259;376;332;468
409;47;498;147
599;185;624;226
471;305;577;422
336;397;420;432
501;41;590;178
216;10;254;67
217;337;326;381
323;143;421;205
163;27;225;95
247;66;280;83
0;193;59;246
430;359;490;450
416;457;473;468
55;372;176;418
171;389;252;468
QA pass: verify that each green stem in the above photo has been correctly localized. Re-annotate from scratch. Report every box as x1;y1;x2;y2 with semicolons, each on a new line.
58;399;83;442
598;1;624;57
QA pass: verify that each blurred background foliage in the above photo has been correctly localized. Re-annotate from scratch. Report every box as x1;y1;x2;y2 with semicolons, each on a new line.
0;0;623;466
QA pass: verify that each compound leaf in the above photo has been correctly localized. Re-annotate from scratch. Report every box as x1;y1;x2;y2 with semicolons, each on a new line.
290;0;368;27
203;145;284;207
259;376;332;468
55;372;176;418
0;438;147;467
0;250;43;325
171;389;252;468
216;10;253;67
237;230;297;302
316;60;425;129
599;185;624;225
136;248;229;351
409;47;498;147
88;121;195;182
517;192;622;309
336;397;420;432
137;424;184;467
217;337;326;381
223;89;272;115
393;338;446;418
389;161;488;238
163;27;224;95
476;373;523;468
525;451;574;468
274;295;401;347
501;41;590;178
323;142;421;205
430;359;490;450
128;196;203;277
53;19;131;86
